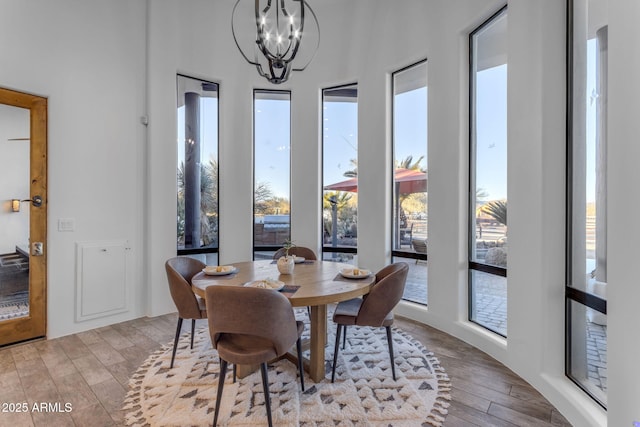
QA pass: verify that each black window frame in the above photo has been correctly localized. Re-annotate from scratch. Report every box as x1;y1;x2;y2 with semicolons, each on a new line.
176;73;221;258
390;59;429;267
252;89;293;257
565;0;607;409
321;83;359;259
468;6;509;337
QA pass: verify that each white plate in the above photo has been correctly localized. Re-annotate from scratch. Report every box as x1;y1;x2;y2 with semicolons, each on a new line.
339;268;372;279
202;265;238;276
243;279;285;291
293;256;306;264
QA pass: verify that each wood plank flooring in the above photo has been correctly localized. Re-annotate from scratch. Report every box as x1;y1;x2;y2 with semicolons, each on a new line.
0;313;572;426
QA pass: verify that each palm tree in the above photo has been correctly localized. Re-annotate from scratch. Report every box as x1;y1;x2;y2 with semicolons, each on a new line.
323;191;352;210
476;188;489;200
396;155;425;172
342;158;358;178
481;200;507;226
323;191;354;240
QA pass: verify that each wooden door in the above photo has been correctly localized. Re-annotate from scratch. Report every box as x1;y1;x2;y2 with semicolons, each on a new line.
0;87;47;346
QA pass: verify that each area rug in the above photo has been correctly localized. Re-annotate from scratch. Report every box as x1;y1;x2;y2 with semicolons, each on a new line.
123;318;451;426
0;291;29;320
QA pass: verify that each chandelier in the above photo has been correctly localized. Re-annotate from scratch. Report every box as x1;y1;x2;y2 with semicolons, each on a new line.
232;0;320;84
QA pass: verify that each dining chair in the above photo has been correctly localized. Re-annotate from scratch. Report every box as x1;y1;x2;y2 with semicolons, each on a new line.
330;262;409;383
165;257;207;369
206;285;305;427
272;246;318;260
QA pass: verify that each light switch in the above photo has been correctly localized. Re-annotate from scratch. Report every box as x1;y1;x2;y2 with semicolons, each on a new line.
58;218;76;232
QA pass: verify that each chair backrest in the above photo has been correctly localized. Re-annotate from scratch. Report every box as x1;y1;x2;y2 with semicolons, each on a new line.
356;262;409;327
411;238;427;254
272;246;318;260
165;257;206;319
206;285;299;356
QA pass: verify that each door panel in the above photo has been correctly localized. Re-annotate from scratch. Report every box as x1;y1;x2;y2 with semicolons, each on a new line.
0;87;47;346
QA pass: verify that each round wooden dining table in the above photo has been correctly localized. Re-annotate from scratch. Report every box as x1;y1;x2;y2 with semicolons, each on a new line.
191;259;376;382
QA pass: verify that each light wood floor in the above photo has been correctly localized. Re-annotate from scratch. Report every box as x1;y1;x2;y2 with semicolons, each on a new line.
0;313;572;426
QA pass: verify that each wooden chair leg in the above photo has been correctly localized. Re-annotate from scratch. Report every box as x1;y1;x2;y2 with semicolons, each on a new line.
331;324;343;383
213;358;228;427
260;363;273;427
233;364;237;383
170;317;183;369
190;319;196;349
296;337;305;391
385;326;396;380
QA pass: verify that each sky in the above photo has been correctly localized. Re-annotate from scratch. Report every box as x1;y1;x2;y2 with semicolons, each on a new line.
176;54;600;207
255;98;291;198
475;64;507;201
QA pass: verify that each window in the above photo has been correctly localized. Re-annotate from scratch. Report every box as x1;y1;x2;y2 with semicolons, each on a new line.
469;7;508;336
176;75;219;265
391;60;428;305
322;84;358;263
253;90;291;259
567;0;608;408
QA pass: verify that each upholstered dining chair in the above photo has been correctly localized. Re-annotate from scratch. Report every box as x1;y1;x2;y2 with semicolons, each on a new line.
165;257;207;369
206;285;305;427
330;262;409;383
272;246;318;260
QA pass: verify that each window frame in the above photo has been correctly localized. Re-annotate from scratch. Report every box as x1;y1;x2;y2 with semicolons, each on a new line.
176;73;220;257
321;83;359;259
468;6;509;337
390;59;429;266
252;89;292;256
565;0;608;409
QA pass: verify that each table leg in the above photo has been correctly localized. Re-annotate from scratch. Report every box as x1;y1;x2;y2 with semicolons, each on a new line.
235;364;257;379
309;305;327;382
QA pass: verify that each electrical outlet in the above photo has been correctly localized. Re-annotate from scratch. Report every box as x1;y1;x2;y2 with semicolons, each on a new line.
58;218;76;232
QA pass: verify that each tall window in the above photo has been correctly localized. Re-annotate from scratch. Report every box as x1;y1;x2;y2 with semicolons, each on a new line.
567;0;608;408
469;7;508;336
391;60;428;305
176;75;219;265
254;90;291;259
322;84;358;263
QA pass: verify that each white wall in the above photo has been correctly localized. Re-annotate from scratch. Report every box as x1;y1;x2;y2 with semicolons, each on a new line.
3;0;639;424
0;0;147;337
608;0;640;425
0;105;30;254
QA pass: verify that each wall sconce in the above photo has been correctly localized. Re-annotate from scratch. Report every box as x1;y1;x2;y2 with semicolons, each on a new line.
11;196;43;212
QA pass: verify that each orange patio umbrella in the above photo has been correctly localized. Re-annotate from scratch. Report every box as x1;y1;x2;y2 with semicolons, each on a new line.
324;168;427;248
324;168;427;194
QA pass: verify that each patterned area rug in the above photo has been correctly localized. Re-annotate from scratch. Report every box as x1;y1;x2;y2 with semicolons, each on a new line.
0;291;29;320
123;318;451;426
